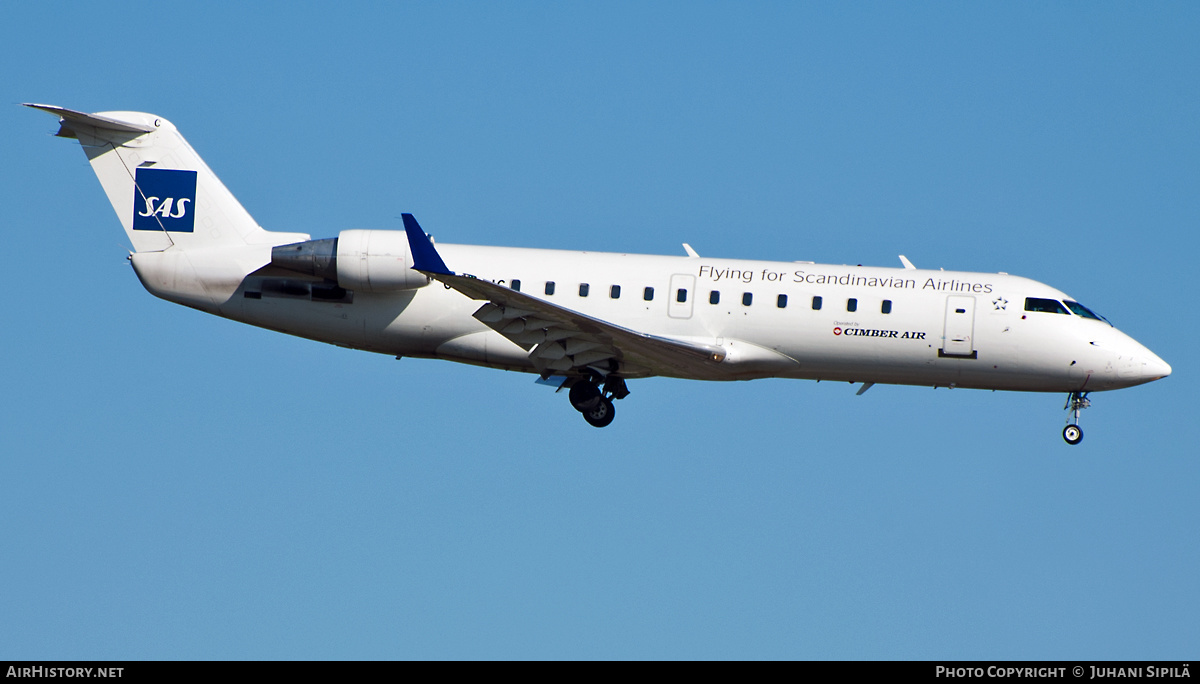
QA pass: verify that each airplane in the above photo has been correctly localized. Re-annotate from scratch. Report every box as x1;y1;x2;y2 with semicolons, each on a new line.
27;104;1171;444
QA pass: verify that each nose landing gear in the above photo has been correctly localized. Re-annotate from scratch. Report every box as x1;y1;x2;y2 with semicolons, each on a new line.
1063;391;1090;445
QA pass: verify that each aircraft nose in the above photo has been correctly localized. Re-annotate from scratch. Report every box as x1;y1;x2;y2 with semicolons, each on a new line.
1118;346;1171;385
1142;353;1171;381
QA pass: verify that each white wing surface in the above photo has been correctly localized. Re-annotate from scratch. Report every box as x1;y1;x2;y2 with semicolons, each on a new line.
402;214;726;378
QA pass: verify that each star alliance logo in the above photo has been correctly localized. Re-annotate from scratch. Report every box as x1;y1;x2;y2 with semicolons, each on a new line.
993;297;1008;311
133;168;197;232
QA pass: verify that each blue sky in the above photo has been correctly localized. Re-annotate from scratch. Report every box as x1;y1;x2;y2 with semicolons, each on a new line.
2;2;1196;659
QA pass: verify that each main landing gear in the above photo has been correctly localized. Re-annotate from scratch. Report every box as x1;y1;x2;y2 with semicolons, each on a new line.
1063;391;1091;445
568;375;629;428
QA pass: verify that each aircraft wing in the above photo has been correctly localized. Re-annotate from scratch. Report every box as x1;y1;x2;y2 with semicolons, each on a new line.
403;215;726;377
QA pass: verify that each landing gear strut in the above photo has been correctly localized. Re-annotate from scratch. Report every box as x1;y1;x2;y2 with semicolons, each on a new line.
568;375;628;428
1063;391;1090;445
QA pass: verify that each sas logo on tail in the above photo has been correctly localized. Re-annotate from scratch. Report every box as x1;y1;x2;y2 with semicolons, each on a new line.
133;168;197;232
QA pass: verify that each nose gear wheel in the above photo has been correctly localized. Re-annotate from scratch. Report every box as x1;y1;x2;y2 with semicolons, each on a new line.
1062;391;1091;445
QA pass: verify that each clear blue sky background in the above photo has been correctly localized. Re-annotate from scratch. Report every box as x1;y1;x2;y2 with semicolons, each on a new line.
2;2;1196;659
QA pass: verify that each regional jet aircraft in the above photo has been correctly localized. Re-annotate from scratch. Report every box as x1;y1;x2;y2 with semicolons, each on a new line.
28;104;1171;443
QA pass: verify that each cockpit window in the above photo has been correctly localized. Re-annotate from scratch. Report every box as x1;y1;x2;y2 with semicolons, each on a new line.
1064;300;1111;324
1024;297;1069;315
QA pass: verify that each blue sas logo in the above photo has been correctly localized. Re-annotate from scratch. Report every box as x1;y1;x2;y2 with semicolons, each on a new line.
133;168;197;232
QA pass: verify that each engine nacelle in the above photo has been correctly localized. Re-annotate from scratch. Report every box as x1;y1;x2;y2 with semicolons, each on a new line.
334;229;429;292
270;230;430;292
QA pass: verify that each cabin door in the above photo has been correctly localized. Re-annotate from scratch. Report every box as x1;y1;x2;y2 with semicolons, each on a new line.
941;295;977;358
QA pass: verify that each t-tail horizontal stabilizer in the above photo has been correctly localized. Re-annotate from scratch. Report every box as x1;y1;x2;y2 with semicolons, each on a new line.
24;103;157;136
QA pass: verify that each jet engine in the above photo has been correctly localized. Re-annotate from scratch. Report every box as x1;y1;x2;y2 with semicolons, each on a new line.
270;230;430;292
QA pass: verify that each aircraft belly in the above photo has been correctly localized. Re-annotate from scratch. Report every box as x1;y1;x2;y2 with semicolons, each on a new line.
434;330;533;369
235;295;368;349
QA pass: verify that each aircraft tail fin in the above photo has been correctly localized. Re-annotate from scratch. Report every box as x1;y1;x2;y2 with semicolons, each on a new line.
26;104;306;253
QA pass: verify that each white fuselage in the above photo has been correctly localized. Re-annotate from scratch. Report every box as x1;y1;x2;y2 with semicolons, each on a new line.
133;241;1170;394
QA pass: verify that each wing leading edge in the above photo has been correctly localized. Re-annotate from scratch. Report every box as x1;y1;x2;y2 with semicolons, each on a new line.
401;214;726;378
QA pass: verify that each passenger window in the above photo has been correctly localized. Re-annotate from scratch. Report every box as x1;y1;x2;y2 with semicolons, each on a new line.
511;279;521;292
544;281;555;296
777;294;788;308
676;289;688;303
881;300;892;314
643;287;654;301
610;285;621;299
579;283;590;297
742;293;753;306
709;291;720;305
1024;297;1068;314
812;296;822;310
847;298;857;312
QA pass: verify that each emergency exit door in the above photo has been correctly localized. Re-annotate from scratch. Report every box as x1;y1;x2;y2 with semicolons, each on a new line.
668;274;695;319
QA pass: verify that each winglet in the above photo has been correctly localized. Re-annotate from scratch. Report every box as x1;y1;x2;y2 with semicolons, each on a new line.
402;213;452;275
898;255;916;270
682;243;699;258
